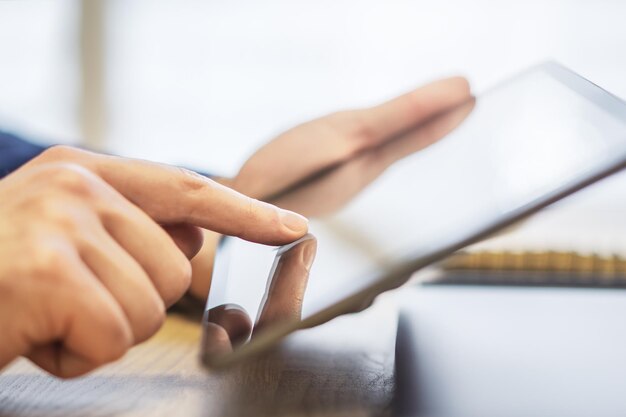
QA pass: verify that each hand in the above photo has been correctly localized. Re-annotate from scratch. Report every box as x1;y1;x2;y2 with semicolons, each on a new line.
199;82;474;359
273;97;476;217
189;76;471;299
230;76;471;199
0;146;308;378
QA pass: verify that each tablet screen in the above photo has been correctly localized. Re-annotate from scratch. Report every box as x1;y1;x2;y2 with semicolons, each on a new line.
204;63;626;363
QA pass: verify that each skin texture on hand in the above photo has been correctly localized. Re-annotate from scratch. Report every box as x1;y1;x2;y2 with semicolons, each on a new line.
0;146;308;378
188;76;472;300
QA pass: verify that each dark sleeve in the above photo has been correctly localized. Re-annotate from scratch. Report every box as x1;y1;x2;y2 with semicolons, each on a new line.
0;131;47;179
0;131;214;180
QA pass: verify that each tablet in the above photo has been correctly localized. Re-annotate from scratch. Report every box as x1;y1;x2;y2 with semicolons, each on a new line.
201;62;626;367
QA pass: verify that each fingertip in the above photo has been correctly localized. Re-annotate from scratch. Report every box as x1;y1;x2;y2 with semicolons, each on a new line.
278;209;309;236
439;76;472;97
455;76;472;95
300;238;318;268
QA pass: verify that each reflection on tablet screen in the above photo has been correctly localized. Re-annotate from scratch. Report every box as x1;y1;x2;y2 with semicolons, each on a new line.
203;62;626;366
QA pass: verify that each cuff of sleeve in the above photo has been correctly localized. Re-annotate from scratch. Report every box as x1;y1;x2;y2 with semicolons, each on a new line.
0;131;48;178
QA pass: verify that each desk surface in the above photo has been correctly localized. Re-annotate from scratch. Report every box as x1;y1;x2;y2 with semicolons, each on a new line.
394;285;626;417
0;296;397;417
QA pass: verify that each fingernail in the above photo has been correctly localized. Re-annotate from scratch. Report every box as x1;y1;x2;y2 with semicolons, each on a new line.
301;240;317;268
279;210;309;233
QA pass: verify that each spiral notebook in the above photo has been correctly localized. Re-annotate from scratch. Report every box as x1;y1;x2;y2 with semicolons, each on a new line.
426;205;626;287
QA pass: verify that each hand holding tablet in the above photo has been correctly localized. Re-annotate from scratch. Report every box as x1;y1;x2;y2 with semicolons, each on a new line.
203;62;626;367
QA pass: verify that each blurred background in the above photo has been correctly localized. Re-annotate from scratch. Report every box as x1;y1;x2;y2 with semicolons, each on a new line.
0;0;625;181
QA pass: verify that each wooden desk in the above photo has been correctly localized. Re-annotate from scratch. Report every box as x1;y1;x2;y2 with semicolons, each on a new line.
0;296;397;417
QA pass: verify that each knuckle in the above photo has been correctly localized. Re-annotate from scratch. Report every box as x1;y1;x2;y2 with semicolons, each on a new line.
237;198;260;239
46;163;98;197
37;198;82;232
29;244;72;278
176;166;208;193
40;145;80;161
330;110;376;153
267;206;283;231
352;116;377;145
244;197;262;222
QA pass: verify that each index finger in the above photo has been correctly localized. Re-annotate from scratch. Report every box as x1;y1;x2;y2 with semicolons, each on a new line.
99;160;309;245
29;146;308;246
